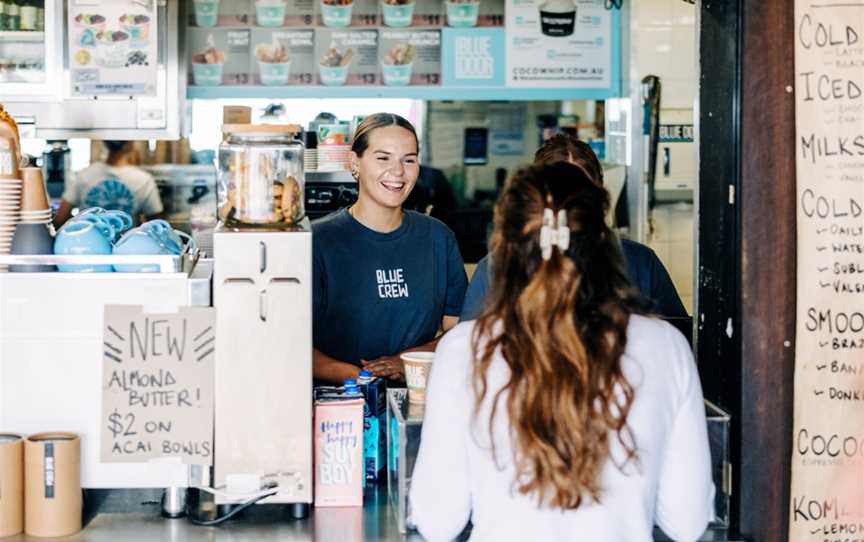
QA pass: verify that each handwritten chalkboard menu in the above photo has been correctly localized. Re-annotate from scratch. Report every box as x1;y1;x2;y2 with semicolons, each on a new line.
791;2;864;540
100;306;215;465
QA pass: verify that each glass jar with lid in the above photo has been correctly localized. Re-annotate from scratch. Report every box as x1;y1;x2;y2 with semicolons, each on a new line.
218;124;305;227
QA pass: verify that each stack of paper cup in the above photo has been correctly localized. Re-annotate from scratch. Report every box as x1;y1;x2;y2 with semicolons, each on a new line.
18;167;52;225
317;145;351;172
0;434;24;538
304;148;318;172
0;178;22;269
401;352;435;404
25;433;82;538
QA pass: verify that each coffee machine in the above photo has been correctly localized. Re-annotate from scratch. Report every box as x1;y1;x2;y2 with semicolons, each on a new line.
210;125;313;516
41;140;70;199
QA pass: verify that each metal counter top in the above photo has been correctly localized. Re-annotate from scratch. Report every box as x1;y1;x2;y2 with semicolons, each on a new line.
6;485;426;542
4;486;738;542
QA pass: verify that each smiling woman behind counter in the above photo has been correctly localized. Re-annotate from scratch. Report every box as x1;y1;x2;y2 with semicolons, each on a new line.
311;113;468;384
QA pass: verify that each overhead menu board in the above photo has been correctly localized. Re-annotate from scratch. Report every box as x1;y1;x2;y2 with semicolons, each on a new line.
184;0;619;98
790;2;864;540
101;306;215;465
67;0;159;96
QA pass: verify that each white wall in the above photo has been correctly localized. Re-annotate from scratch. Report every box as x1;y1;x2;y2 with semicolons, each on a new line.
187;98;423;152
630;0;697;313
425;100;561;199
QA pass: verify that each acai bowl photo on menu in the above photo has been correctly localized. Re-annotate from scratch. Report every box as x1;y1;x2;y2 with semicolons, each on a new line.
119;13;151;48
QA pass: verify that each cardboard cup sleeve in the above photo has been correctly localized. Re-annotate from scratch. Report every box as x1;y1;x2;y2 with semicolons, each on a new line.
0;434;24;538
24;432;82;538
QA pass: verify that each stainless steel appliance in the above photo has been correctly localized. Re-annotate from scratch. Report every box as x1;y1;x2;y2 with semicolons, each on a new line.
212;226;313;510
41;139;70;199
305;170;357;220
211;126;313;512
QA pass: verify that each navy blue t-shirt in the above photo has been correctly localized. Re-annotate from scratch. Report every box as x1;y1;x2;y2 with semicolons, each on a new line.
460;239;687;321
313;209;468;366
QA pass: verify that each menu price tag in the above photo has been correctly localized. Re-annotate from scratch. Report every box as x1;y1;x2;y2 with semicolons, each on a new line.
790;2;864;540
100;306;215;465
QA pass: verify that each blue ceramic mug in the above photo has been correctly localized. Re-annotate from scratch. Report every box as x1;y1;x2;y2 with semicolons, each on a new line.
75;210;132;242
140;220;196;254
113;226;195;272
100;210;133;239
54;218;115;272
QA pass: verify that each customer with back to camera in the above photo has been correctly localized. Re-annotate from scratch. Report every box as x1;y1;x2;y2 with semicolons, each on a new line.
460;133;687;321
410;162;714;541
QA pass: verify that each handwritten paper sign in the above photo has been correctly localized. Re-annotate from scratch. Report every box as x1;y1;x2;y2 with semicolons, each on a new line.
101;306;215;465
791;3;864;540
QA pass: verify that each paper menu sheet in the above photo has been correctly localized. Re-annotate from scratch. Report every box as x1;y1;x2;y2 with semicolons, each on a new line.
68;0;159;96
789;3;864;540
101;305;215;465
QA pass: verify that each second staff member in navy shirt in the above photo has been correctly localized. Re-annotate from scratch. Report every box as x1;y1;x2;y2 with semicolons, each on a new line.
461;135;686;321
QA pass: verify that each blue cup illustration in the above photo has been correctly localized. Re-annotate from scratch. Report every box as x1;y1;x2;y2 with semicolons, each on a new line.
446;1;480;27
192;62;223;86
54;218;115;272
259;61;291;86
381;1;414;27
193;0;220;27
255;0;287;27
320;1;354;28
381;62;412;86
319;64;349;86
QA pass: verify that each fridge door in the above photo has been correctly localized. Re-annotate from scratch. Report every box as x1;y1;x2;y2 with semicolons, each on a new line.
0;0;62;100
4;0;183;140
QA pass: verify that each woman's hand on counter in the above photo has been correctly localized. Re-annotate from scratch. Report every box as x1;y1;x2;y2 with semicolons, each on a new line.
361;355;405;381
313;348;362;384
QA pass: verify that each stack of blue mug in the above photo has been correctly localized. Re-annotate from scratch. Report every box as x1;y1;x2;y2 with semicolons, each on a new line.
54;208;194;273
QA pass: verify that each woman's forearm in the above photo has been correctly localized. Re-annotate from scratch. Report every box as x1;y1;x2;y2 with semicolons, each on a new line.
313;348;362;384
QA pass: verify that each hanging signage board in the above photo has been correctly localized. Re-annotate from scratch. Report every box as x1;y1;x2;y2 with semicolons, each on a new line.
100;306;215;465
183;0;619;98
790;3;864;540
505;0;612;89
67;0;159;96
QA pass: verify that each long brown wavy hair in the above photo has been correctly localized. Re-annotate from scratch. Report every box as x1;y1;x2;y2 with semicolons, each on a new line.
472;162;645;509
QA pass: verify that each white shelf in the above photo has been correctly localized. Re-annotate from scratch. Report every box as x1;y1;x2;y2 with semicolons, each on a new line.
0;31;44;42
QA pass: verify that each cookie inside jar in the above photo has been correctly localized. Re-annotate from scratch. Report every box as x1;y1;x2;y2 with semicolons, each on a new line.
219;124;306;227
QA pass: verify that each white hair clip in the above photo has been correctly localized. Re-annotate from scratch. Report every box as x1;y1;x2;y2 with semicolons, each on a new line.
539;208;570;261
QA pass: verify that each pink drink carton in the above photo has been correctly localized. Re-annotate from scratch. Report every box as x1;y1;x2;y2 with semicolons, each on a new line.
314;397;365;507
